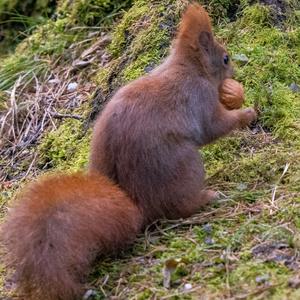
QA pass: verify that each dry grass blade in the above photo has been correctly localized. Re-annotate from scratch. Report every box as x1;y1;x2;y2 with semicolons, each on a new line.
0;67;95;182
270;162;290;214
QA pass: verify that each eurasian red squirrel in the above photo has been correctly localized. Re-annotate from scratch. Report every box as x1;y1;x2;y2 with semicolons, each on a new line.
2;4;256;300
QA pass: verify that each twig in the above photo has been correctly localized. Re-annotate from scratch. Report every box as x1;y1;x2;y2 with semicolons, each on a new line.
160;285;202;299
51;112;82;120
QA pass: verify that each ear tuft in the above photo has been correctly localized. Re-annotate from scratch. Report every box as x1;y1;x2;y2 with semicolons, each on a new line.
179;3;212;39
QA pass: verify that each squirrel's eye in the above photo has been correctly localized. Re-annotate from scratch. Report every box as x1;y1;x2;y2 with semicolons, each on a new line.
223;54;229;65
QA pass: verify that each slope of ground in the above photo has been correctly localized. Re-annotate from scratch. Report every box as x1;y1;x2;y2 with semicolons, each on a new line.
0;0;300;299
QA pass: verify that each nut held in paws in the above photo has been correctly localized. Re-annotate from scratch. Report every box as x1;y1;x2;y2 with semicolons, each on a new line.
219;79;245;110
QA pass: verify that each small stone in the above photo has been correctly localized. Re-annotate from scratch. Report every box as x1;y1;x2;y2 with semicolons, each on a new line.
72;60;91;69
204;237;214;245
144;63;155;73
48;78;60;85
232;54;249;65
237;183;247;191
289;82;300;93
67;82;78;92
255;274;270;284
83;289;97;299
202;223;212;234
183;283;192;291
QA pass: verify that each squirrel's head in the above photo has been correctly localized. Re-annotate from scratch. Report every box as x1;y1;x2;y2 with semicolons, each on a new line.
176;3;234;85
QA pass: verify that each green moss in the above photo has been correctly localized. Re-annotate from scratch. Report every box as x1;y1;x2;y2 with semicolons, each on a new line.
38;119;91;171
94;0;178;92
239;4;273;28
203;0;240;23
121;25;169;82
94;59;121;93
202;136;242;176
260;83;299;137
19;18;79;56
108;2;149;57
216;5;300;140
220;150;285;184
230;261;289;291
57;0;132;26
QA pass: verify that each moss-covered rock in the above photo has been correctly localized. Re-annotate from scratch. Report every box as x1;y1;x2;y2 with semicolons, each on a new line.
91;0;181;119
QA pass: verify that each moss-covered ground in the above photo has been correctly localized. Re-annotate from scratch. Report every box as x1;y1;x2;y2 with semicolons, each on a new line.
1;0;300;299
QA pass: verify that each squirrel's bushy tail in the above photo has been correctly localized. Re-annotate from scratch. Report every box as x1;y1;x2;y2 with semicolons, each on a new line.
1;172;142;300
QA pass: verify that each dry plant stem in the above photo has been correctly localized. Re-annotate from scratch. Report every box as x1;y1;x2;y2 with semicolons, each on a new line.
0;66;93;182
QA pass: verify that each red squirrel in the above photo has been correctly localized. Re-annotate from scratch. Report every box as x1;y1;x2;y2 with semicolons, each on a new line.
2;4;256;300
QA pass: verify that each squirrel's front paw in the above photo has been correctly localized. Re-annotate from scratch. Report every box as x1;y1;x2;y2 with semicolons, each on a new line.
240;108;257;127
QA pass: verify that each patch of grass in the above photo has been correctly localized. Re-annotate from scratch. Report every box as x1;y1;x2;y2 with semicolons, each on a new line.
0;0;54;17
87;187;300;299
0;54;47;91
211;146;289;185
229;261;289;294
0;0;56;54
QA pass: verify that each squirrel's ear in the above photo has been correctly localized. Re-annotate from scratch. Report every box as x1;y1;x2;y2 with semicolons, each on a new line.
199;31;213;52
179;3;212;38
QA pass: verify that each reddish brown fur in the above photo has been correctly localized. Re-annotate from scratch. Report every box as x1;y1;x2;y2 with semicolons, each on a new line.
177;3;212;48
90;3;256;223
2;172;142;300
2;4;257;300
